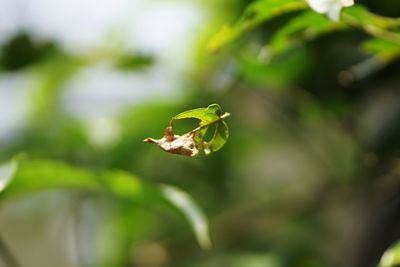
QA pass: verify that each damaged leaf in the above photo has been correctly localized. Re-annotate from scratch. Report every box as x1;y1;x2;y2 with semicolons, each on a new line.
144;104;230;156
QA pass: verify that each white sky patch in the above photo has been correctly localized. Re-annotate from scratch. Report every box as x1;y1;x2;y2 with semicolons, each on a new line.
0;0;206;140
0;73;30;140
61;63;179;119
17;0;134;52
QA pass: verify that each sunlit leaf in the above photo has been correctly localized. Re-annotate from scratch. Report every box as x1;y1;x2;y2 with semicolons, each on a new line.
378;241;400;267
343;5;400;29
172;104;222;126
208;121;229;153
209;2;400;55
161;185;211;250
144;104;230;156
342;5;400;44
0;159;210;249
362;37;400;62
0;159;18;193
0;160;99;200
208;0;308;52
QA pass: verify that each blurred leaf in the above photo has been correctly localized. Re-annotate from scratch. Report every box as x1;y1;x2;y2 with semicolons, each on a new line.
268;11;346;55
208;0;308;52
208;121;229;153
0;160;99;198
378;241;400;267
161;185;211;249
192;253;282;267
362;38;400;62
232;253;281;267
340;37;400;82
0;159;210;249
210;2;400;55
0;33;58;71
31;55;83;123
144;104;230;156
239;46;312;87
0;159;18;192
115;53;155;71
342;5;400;44
343;5;400;30
236;11;340;87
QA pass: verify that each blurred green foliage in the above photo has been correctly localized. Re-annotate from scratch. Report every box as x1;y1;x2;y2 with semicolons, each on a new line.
0;1;400;267
0;33;58;71
378;241;400;267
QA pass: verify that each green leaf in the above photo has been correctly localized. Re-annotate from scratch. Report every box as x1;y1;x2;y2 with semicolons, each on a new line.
268;11;346;55
342;5;400;44
238;46;312;87
209;2;400;56
208;121;229;154
161;185;211;249
343;5;400;30
115;53;155;71
173;104;222;127
0;159;18;193
0;160;99;199
340;37;400;82
362;37;400;62
0;159;211;249
378;241;400;267
208;0;308;52
144;104;230;156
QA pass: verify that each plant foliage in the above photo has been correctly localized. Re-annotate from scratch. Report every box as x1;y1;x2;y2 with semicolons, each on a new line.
144;104;230;156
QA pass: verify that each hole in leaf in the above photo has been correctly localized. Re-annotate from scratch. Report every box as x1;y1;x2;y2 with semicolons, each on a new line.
172;118;199;135
203;124;216;142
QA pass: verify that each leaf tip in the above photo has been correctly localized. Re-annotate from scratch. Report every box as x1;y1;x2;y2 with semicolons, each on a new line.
143;137;156;143
0;159;19;193
160;185;212;250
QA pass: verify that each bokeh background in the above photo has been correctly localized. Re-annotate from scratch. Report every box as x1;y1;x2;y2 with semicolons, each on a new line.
0;0;400;267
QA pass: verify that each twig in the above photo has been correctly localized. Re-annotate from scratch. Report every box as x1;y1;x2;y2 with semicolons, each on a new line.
342;13;400;45
190;112;231;133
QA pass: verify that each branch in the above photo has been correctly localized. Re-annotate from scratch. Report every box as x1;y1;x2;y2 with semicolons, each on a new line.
342;13;400;45
191;112;231;133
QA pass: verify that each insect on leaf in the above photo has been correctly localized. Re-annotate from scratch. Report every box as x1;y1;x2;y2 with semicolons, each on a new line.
144;104;230;157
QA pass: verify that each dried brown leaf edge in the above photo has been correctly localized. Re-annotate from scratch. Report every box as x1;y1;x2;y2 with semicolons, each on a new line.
144;104;230;157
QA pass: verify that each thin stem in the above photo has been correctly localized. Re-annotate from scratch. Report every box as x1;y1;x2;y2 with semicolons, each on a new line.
0;235;20;267
191;112;231;133
342;13;400;45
